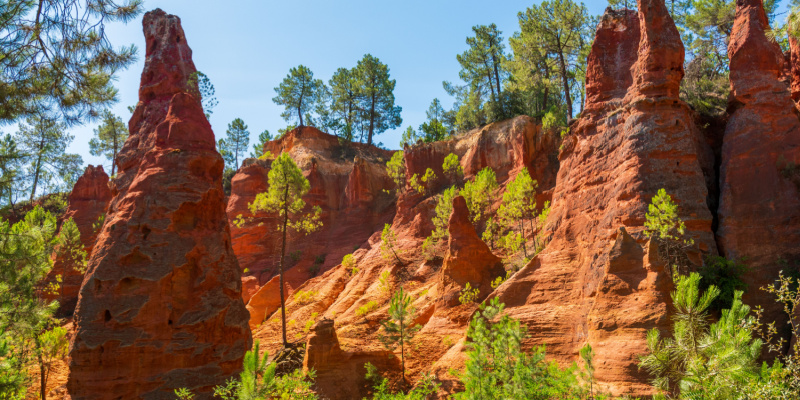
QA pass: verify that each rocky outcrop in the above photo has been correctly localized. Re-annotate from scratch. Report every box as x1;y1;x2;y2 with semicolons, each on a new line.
226;127;396;286
790;36;800;103
438;196;504;307
718;0;800;334
492;2;716;395
246;275;293;330
584;8;640;113
43;165;111;316
68;9;250;399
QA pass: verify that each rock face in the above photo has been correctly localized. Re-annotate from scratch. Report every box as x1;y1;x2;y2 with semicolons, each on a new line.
438;196;504;307
718;0;800;333
68;9;250;399
225;127;396;287
492;2;716;395
246;275;293;330
43;165;112;316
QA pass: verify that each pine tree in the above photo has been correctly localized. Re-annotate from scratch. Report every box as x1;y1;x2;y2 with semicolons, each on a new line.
329;67;360;141
15;115;83;201
250;129;273;159
457;24;507;117
187;71;218;120
498;168;538;258
354;54;402;145
0;0;143;124
380;224;403;264
273;65;325;127
379;287;421;385
386;151;406;191
640;273;762;399
89;110;128;176
418;99;450;142
461;167;498;225
0;135;24;208
249;153;322;346
515;0;591;120
219;118;250;171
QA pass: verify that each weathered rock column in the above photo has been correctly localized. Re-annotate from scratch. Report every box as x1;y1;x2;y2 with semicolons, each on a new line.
718;0;800;333
68;9;251;399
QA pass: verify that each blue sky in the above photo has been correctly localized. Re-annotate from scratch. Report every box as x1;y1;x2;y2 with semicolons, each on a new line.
65;0;612;171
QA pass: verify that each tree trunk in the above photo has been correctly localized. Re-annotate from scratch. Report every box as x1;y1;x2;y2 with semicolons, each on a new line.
279;180;290;347
367;91;376;145
30;139;45;202
556;38;573;119
36;337;46;400
492;52;502;111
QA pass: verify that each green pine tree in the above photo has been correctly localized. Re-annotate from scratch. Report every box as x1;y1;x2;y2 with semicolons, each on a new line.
354;54;402;145
89;110;129;176
379;287;421;385
249;153;322;346
273;65;325;127
219;118;250;171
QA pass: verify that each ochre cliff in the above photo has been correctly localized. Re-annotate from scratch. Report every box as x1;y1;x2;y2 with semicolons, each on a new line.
42;165;111;317
717;0;800;336
68;9;250;399
225;127;396;291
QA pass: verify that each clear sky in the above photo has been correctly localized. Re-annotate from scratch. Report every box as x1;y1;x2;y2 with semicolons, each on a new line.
65;0;612;171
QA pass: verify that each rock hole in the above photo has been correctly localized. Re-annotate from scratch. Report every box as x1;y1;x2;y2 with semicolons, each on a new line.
104;310;112;322
176;35;181;43
168;319;173;326
142;225;151;241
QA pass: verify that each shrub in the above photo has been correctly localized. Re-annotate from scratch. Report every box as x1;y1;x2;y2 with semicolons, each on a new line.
356;301;379;317
458;283;480;305
699;256;748;312
293;290;318;304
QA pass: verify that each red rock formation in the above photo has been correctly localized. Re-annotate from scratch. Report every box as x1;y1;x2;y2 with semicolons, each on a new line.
68;9;250;399
438;196;504;307
43;165;111;316
226;127;396;286
791;36;800;102
584;8;640;113
241;275;259;304
246;275;293;330
303;318;399;399
491;2;716;395
718;0;800;332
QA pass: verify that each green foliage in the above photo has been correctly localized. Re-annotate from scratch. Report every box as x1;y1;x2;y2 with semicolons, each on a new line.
379;270;392;294
461;167;498;225
645;188;695;275
250;129;273;159
418;99;451;143
442;153;463;182
511;0;592;120
353;54;403;145
449;23;508;130
542;108;567;137
639;273;762;399
498;169;538;257
455;298;582;399
379;287;421;383
273;65;325;127
364;362;439;399
380;224;403;264
399;126;417;147
0;0;142;124
579;343;595;399
481;217;500;250
386;152;406;191
187;71;218;119
14;115;83;202
219;118;250;171
750;270;800;398
342;253;358;276
699;256;748;312
204;340;318;400
51;217;87;301
35;326;69;399
0;206;69;398
325;67;360;140
408;168;436;195
356;301;379;318
426;186;459;256
89;110;129;176
293;290;318;305
458;282;480;305
249;152;322;345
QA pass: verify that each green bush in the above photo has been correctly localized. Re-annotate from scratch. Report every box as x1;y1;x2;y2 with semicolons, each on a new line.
699;256;747;312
